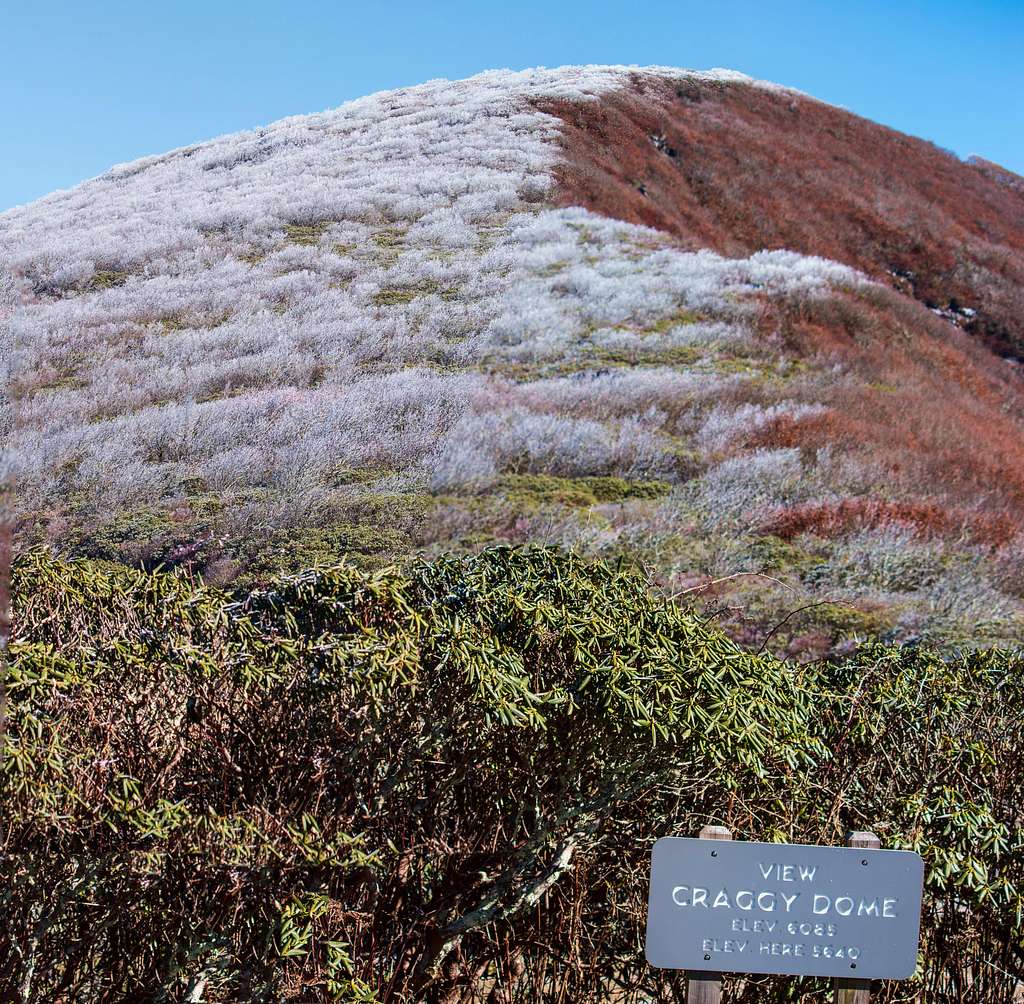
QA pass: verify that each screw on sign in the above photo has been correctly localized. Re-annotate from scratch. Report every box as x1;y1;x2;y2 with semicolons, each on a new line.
645;825;925;1003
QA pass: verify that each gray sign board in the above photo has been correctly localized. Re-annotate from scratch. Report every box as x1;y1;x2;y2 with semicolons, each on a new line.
646;837;924;979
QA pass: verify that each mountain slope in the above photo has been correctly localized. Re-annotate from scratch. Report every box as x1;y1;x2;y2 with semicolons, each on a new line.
3;65;1024;652
540;72;1024;360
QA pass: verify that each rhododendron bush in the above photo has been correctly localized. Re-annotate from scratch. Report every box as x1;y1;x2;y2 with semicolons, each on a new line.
4;548;1022;1002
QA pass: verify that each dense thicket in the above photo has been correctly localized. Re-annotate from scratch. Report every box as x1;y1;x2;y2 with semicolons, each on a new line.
3;547;1022;1002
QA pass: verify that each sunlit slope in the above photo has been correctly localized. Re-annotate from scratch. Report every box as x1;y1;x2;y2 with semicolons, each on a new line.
3;66;1023;651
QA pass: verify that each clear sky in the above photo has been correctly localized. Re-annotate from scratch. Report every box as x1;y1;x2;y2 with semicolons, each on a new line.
3;0;1022;212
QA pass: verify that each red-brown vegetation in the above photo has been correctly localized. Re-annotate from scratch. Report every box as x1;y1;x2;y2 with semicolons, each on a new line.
536;74;1024;557
536;75;1024;361
731;280;1024;543
760;497;1017;548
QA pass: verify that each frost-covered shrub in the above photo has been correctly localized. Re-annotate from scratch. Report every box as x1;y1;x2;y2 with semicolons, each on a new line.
994;535;1024;598
428;407;671;491
925;559;1020;629
691;448;810;524
696;401;826;453
2;65;868;537
518;368;744;428
804;527;946;595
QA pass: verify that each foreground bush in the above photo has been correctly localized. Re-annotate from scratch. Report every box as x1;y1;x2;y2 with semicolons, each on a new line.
3;547;1022;1002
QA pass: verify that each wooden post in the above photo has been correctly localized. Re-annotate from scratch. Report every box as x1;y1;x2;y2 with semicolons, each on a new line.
832;831;881;1004
687;824;733;1004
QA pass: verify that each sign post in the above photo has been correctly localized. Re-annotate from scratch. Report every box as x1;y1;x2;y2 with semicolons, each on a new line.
687;825;732;1004
646;825;924;1002
833;831;881;1004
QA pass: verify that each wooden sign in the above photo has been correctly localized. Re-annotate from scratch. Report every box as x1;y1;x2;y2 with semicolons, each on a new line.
646;831;924;984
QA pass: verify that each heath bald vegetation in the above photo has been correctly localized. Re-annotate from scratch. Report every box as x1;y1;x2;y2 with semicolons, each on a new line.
2;65;1023;1001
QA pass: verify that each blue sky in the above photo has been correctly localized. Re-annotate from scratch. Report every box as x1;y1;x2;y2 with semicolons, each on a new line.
3;0;1021;212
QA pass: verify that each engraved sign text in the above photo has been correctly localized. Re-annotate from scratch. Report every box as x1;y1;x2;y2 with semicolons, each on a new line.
646;837;924;979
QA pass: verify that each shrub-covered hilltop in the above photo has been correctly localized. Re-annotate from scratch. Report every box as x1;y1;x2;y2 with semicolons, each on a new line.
5;546;1022;1002
4;66;1024;655
3;62;1024;1002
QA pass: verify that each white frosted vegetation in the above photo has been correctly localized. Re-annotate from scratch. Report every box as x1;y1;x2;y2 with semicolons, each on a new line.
694;448;810;522
2;65;864;523
696;401;828;453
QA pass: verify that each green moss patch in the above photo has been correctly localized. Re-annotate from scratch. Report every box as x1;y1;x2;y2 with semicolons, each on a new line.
284;221;332;246
69;506;197;568
89;269;131;291
238;249;269;266
593;345;702;368
160;313;188;333
642;309;703;333
372;227;406;249
323;464;397;488
492;474;672;509
747;535;818;573
373;282;460;307
371;227;407;266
